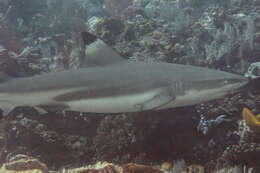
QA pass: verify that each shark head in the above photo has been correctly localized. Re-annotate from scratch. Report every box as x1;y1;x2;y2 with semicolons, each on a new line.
160;70;249;109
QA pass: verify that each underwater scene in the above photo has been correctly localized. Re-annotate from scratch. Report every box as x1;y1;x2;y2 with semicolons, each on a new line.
0;0;260;172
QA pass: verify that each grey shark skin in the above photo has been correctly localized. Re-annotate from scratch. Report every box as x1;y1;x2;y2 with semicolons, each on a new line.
0;32;248;115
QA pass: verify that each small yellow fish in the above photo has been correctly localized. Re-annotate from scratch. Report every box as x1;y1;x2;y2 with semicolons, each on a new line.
242;107;260;133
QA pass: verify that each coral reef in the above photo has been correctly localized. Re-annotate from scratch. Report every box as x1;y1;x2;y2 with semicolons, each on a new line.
160;162;171;172
1;154;257;173
95;18;125;44
217;113;260;170
122;163;162;173
0;155;165;173
104;0;132;18
136;19;156;35
66;163;164;173
242;108;260;133
1;96;260;171
0;154;48;173
245;62;260;79
62;162;123;173
0;0;260;172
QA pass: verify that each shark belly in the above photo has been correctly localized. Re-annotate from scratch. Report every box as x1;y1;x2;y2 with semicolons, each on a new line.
0;84;176;114
0;89;72;114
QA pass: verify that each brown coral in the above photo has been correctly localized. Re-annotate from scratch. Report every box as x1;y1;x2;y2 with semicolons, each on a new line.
62;162;163;173
77;165;119;173
77;165;120;173
122;163;163;173
62;162;123;173
184;165;204;173
0;154;48;173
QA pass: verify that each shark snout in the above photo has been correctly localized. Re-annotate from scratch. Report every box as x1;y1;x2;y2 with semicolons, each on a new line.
218;76;249;96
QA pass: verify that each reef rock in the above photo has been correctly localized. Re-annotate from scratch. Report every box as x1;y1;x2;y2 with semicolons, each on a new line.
62;162;123;173
0;154;48;173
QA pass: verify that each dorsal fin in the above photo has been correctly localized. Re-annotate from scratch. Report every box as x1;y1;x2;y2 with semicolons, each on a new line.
80;32;127;67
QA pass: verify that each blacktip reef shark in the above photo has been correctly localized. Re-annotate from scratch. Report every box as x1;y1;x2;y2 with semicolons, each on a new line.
0;32;249;115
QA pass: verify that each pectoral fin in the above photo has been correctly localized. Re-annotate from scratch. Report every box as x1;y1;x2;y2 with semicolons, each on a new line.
0;101;16;116
35;103;69;114
135;88;175;111
33;106;48;115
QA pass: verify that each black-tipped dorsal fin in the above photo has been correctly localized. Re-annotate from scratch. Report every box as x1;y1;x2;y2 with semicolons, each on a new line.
80;32;127;67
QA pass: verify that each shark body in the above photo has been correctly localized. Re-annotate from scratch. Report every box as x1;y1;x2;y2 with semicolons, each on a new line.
0;32;248;115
